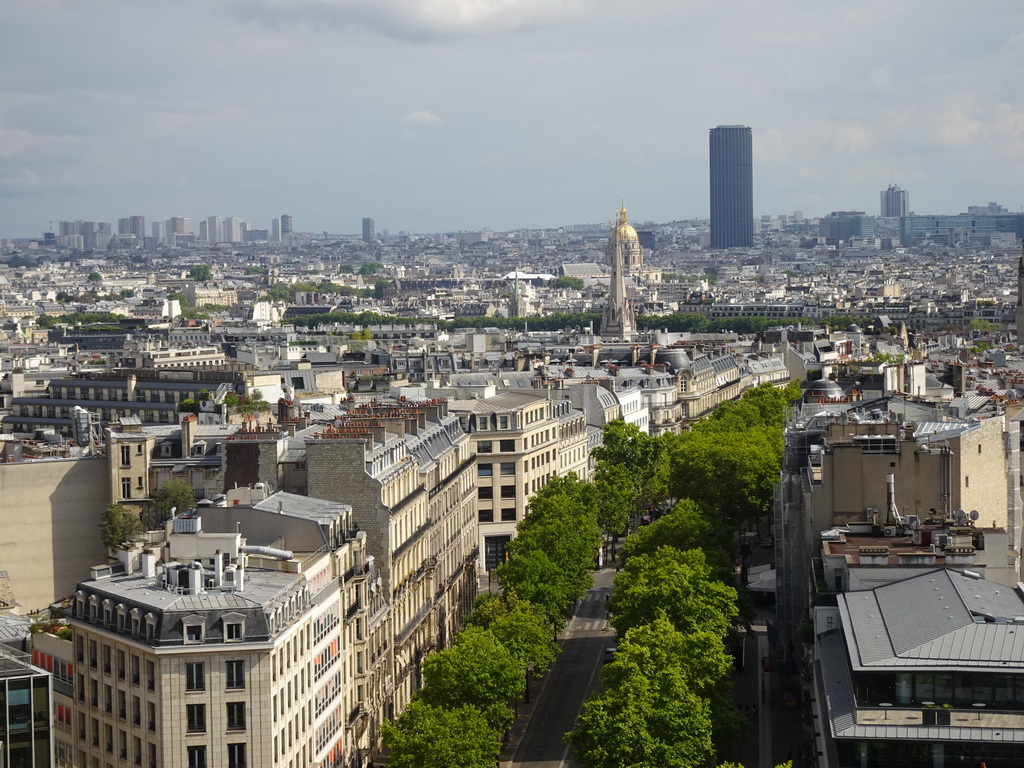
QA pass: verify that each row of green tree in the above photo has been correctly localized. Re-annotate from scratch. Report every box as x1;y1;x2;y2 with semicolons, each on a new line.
290;309;874;335
566;382;803;768
384;473;605;768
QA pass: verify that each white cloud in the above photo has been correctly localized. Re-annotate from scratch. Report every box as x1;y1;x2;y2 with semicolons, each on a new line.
229;0;583;42
404;110;442;126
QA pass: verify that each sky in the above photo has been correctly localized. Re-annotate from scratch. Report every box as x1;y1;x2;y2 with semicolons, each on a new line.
2;0;1023;238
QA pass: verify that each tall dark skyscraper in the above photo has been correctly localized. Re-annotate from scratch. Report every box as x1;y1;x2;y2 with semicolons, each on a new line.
709;125;753;248
362;217;375;244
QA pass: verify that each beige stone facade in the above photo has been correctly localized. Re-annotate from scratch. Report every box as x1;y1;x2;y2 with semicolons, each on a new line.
446;389;589;570
65;501;370;768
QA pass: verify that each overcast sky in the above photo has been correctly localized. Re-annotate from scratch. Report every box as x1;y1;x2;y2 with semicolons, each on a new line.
2;0;1023;237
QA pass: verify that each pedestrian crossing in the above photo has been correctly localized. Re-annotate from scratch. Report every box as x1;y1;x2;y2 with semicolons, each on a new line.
570;618;611;632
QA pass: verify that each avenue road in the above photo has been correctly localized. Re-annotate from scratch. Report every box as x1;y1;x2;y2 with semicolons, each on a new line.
509;567;617;768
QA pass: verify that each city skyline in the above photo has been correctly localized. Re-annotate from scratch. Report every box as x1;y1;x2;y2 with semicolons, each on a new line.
2;1;1023;238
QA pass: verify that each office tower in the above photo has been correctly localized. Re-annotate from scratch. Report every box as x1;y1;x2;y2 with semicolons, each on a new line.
198;220;208;242
362;217;375;244
118;217;131;235
271;218;281;243
206;216;222;244
709;125;754;248
601;202;638;340
280;214;293;247
223;217;242;243
152;221;165;242
880;184;908;217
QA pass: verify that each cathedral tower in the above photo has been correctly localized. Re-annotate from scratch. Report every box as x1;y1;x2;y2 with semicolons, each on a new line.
601;202;638;340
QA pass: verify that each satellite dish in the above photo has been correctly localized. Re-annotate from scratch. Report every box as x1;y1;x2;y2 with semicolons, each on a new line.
969;510;980;521
954;509;967;526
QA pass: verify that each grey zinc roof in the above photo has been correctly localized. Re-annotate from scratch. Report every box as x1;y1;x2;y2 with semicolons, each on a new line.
840;569;1024;672
818;629;857;735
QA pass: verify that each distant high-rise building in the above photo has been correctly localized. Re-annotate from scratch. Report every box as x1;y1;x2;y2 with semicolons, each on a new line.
709;125;754;248
271;218;281;243
165;217;189;236
152;221;165;242
362;217;375;244
207;215;222;243
223;217;242;243
881;184;908;217
117;217;131;235
198;219;208;242
128;214;145;242
280;214;293;246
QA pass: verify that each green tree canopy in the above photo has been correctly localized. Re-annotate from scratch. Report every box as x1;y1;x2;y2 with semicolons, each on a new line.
87;271;102;282
149;478;196;528
496;547;573;630
358;261;382;276
189;264;213;281
99;503;142;549
382;700;500;768
465;592;560;678
619;499;715;568
567;627;716;768
552;275;585;290
419;626;524;732
609;546;737;639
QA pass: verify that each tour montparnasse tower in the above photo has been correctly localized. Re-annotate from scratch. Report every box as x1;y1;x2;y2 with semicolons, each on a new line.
601;201;639;340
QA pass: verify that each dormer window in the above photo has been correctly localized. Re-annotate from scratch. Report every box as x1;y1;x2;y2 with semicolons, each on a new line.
222;613;245;642
182;615;206;645
160;443;172;458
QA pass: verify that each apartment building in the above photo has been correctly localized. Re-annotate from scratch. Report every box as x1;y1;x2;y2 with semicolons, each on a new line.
6;368;282;434
445;386;589;570
222;395;479;740
777;397;1021;661
65;498;370;768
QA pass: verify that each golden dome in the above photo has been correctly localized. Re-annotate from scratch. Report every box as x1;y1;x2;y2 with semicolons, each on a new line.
611;202;639;243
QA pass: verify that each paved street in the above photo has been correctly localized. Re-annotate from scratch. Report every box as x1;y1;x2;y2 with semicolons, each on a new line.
504;567;617;768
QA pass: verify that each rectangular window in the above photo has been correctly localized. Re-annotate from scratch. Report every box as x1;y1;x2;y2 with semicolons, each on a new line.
146;660;155;690
226;660;245;690
475;416;489;431
187;745;207;768
120;445;131;466
477;487;493;500
500;485;516;499
477;463;493;477
185;624;203;643
226;701;246;731
498;415;510;429
478;440;492;453
227;743;247;768
225;622;242;641
186;703;206;733
121;478;131;499
500;462;516;476
478;508;494;523
501;507;517;522
500;439;515;452
185;662;204;692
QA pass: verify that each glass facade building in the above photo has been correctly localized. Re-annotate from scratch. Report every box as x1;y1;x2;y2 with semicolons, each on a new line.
709;125;754;249
0;646;53;767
